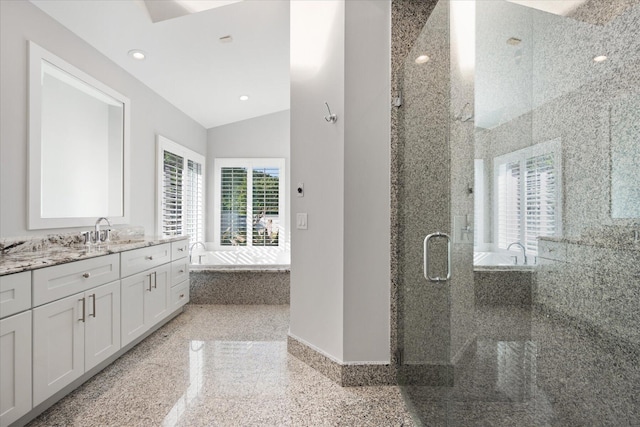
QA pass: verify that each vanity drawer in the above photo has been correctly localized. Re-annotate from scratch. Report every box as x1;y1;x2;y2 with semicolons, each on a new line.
120;244;171;278
33;254;119;307
0;272;31;318
171;240;189;261
171;258;189;287
170;280;189;310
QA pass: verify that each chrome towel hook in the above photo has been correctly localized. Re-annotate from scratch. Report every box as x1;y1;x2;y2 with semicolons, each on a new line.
324;102;337;123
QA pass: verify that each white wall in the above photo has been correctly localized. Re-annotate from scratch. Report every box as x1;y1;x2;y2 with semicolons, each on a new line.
0;0;207;238
290;0;390;364
290;0;346;362
343;0;391;362
206;110;290;244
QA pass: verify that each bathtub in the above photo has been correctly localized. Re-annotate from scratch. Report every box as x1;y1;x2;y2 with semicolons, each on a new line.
188;247;290;304
189;247;290;271
473;251;535;270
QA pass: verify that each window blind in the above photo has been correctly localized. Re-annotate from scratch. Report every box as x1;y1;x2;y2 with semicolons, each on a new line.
186;159;204;246
524;153;556;254
162;151;184;237
252;167;280;246
220;167;248;246
497;161;521;250
494;141;560;256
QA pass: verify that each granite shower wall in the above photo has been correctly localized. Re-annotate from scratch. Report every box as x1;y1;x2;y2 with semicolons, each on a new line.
473;2;639;349
475;1;640;241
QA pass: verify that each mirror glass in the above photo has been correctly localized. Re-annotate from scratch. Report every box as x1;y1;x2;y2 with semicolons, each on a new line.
610;94;640;219
29;42;129;229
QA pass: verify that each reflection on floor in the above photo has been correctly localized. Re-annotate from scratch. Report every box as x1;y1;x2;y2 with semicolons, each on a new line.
403;306;640;426
28;305;413;427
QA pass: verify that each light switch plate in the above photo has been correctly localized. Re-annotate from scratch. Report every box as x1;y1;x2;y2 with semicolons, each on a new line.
296;213;308;230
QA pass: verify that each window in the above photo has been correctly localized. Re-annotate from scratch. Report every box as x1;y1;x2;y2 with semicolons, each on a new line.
157;136;205;246
213;158;285;249
493;139;561;255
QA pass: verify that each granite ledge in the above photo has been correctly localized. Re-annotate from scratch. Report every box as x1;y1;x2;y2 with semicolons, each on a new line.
0;235;188;276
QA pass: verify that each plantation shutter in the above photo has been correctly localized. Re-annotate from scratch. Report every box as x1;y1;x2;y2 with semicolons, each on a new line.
252;167;280;246
220;167;248;246
162;151;184;237
186;159;204;246
525;153;556;255
497;161;521;250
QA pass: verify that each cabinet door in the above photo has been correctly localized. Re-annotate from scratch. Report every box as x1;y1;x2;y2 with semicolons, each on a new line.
85;281;121;371
121;272;149;347
146;263;171;325
0;311;32;427
33;294;85;407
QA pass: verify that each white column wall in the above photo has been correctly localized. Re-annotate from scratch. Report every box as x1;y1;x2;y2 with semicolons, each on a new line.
290;0;391;364
290;0;346;361
343;0;391;363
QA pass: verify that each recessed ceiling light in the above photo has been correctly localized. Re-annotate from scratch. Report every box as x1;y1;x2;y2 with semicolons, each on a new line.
415;55;430;64
128;49;146;60
239;95;249;101
219;35;233;43
507;37;522;46
593;55;607;62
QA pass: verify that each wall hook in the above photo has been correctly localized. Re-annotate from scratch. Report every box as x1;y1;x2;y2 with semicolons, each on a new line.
324;102;337;123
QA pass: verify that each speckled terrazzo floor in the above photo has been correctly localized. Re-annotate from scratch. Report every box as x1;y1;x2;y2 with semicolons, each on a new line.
27;305;415;427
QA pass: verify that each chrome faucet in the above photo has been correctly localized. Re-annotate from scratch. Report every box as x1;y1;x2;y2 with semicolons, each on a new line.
95;217;112;242
507;242;528;265
189;242;206;263
81;217;112;245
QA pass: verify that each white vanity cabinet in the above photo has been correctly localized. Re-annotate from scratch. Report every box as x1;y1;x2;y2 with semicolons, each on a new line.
0;237;188;426
32;280;121;407
120;244;173;347
0;271;32;427
170;241;190;310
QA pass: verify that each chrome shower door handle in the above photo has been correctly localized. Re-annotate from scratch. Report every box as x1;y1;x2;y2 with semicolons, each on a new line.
423;232;452;282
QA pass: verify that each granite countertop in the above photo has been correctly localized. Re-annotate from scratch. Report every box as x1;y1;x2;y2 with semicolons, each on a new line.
0;235;188;276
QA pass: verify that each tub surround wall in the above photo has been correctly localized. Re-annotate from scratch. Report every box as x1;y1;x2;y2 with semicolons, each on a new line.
474;270;533;307
0;0;206;238
206;110;291;245
190;271;290;305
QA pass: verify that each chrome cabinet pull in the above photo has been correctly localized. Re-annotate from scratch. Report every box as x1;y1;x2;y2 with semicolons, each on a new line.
148;274;153;292
79;297;86;322
423;232;452;282
90;294;96;317
179;293;185;299
82;272;91;279
153;271;158;289
178;247;184;252
146;255;154;260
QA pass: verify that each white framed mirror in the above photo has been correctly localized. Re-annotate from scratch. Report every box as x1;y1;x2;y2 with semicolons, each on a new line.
28;41;130;229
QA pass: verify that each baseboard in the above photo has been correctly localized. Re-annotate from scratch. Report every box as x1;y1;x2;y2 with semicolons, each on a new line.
287;335;396;386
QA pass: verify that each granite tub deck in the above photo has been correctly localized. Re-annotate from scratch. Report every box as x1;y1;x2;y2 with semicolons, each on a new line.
189;270;290;305
474;268;534;307
26;305;415;427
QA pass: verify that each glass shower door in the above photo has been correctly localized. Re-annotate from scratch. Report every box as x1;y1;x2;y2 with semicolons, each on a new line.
397;0;476;385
